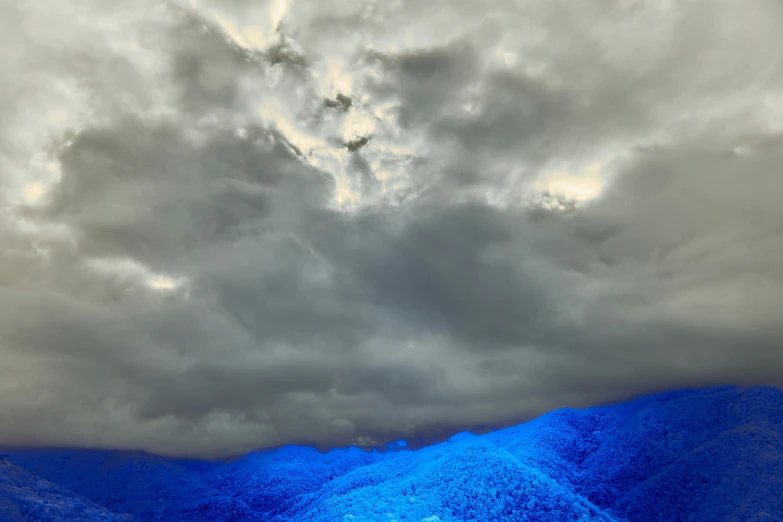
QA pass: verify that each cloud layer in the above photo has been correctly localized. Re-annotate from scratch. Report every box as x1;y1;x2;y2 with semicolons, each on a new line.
2;0;783;458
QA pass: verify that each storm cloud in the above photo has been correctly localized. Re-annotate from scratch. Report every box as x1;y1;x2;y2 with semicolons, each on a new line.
1;0;783;458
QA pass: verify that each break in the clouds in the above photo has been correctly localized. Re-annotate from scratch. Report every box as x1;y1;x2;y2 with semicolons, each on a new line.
1;0;783;458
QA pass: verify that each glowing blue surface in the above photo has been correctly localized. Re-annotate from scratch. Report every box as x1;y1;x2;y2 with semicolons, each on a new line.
2;385;782;521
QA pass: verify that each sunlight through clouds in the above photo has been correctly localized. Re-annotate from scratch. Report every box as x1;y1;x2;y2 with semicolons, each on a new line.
22;183;46;204
535;166;606;204
86;258;187;294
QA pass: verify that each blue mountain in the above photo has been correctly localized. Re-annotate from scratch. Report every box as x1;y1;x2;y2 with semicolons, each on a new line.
0;459;132;522
1;385;781;521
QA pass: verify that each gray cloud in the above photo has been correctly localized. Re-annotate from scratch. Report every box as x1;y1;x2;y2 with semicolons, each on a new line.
1;0;783;458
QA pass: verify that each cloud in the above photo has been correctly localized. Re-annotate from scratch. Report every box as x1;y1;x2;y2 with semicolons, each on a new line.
1;0;783;458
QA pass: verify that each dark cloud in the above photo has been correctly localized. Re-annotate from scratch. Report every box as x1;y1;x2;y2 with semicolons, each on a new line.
44;119;329;267
324;93;352;112
1;0;782;458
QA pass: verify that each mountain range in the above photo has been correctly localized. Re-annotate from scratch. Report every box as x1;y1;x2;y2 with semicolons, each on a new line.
1;385;781;521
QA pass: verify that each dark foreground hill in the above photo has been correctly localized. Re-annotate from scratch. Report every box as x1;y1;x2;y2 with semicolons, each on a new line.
0;459;132;522
2;385;782;521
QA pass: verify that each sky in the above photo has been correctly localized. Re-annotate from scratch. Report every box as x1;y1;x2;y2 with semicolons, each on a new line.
1;0;782;459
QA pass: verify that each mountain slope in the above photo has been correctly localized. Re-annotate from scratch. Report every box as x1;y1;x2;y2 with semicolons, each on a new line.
0;450;255;521
0;459;132;522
